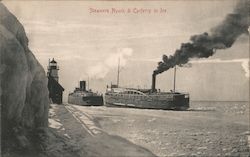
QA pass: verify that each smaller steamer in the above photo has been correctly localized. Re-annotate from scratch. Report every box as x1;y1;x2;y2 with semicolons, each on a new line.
68;81;103;106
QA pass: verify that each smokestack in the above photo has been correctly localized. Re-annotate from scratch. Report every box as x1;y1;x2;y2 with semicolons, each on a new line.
154;0;249;75
80;81;86;91
151;73;156;92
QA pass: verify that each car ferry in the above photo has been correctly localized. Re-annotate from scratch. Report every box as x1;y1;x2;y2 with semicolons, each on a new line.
105;84;189;110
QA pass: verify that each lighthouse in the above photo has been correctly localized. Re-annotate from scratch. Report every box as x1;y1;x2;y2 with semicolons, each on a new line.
47;58;59;81
47;58;64;104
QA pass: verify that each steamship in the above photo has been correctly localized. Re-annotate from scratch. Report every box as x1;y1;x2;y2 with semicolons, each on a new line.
68;80;104;106
104;62;189;110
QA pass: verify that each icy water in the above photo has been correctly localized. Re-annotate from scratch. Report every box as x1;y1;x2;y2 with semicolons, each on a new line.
79;100;250;156
62;101;249;156
190;101;249;116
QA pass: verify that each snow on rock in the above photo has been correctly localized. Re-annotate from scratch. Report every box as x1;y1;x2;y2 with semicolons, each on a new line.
49;104;67;134
49;119;63;130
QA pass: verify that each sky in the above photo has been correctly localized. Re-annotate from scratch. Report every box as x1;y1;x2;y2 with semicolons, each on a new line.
3;0;249;101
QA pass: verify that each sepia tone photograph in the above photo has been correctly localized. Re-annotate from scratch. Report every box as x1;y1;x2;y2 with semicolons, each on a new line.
0;0;249;156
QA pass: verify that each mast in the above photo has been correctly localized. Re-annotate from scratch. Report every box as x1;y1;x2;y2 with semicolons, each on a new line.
117;57;120;87
173;66;176;93
88;76;90;90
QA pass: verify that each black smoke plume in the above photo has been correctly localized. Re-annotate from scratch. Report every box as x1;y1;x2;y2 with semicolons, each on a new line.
154;0;249;75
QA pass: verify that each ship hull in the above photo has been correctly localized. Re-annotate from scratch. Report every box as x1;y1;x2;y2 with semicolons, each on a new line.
68;95;103;106
104;93;189;110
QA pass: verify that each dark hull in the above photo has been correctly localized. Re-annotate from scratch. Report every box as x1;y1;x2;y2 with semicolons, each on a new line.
68;95;103;106
105;93;189;110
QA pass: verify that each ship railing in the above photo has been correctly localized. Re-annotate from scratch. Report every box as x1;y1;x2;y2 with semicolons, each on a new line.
106;92;176;101
106;93;148;97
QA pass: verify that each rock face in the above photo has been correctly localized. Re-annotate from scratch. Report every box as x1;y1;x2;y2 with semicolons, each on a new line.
0;3;49;153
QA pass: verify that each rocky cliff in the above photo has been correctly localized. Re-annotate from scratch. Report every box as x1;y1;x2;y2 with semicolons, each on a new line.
0;2;49;154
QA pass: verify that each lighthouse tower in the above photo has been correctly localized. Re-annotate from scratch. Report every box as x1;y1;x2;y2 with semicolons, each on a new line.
47;58;64;104
47;58;59;81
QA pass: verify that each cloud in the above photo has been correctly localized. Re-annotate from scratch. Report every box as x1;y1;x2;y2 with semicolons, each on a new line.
22;20;113;32
84;48;133;79
127;57;249;78
129;58;160;62
241;60;249;78
190;58;249;78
